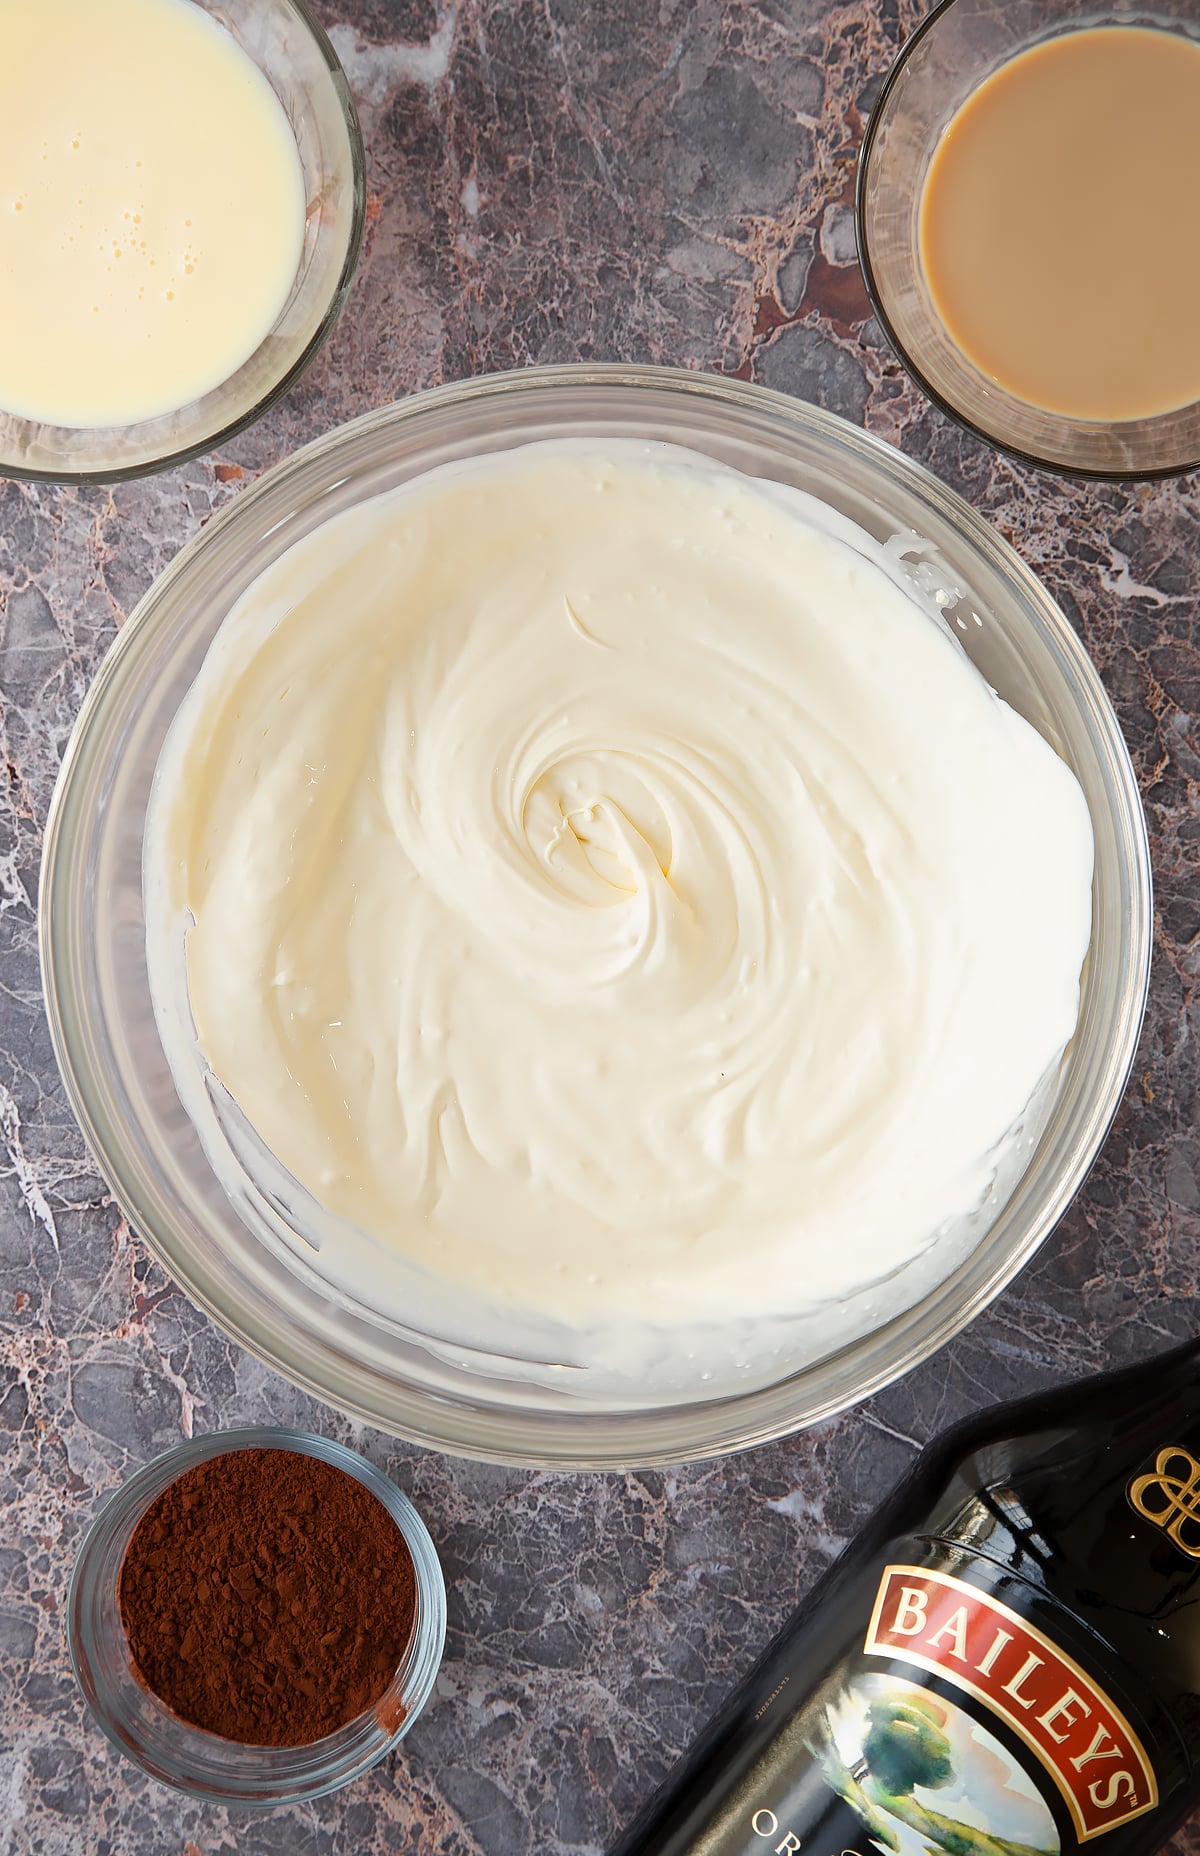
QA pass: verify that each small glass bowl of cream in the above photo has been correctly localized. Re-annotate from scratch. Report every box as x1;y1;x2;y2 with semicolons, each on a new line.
0;0;364;484
857;0;1200;478
67;1428;446;1806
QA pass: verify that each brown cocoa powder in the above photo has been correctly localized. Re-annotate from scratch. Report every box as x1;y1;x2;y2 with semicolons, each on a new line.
118;1446;417;1746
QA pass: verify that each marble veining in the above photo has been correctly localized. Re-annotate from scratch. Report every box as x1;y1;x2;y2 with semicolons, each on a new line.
1;1;1199;1851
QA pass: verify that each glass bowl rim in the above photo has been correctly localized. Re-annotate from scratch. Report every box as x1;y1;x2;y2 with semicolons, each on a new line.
66;1424;447;1805
0;0;367;488
39;361;1154;1466
854;0;1200;484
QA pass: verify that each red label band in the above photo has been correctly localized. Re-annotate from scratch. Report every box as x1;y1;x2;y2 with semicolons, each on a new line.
864;1566;1158;1842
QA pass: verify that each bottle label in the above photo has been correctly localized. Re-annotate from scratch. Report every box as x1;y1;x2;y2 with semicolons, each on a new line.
620;1558;1167;1856
797;1669;1064;1856
864;1566;1157;1840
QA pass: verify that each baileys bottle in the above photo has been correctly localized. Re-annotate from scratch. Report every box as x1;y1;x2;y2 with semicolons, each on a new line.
611;1341;1200;1856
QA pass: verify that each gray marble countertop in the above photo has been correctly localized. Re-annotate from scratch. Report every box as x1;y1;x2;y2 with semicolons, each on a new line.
3;1;1199;1851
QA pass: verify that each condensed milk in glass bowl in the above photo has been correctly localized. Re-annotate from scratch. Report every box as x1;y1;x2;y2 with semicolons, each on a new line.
857;0;1200;479
39;366;1152;1467
0;0;364;484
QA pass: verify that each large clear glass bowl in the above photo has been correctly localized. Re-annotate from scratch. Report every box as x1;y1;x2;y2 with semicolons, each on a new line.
856;0;1200;480
39;365;1152;1466
0;0;365;484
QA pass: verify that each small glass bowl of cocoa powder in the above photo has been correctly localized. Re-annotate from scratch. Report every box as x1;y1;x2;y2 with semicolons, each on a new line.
66;1427;446;1805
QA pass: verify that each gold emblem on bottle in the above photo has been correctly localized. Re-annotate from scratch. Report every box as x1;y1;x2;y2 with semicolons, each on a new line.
1128;1446;1200;1556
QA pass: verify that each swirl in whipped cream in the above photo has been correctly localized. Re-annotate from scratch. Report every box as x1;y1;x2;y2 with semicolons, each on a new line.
145;440;1094;1396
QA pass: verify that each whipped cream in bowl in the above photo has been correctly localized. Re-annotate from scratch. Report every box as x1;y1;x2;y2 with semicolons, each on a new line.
40;368;1150;1462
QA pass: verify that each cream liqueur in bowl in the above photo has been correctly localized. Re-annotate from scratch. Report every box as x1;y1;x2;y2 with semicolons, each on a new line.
144;441;1094;1402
